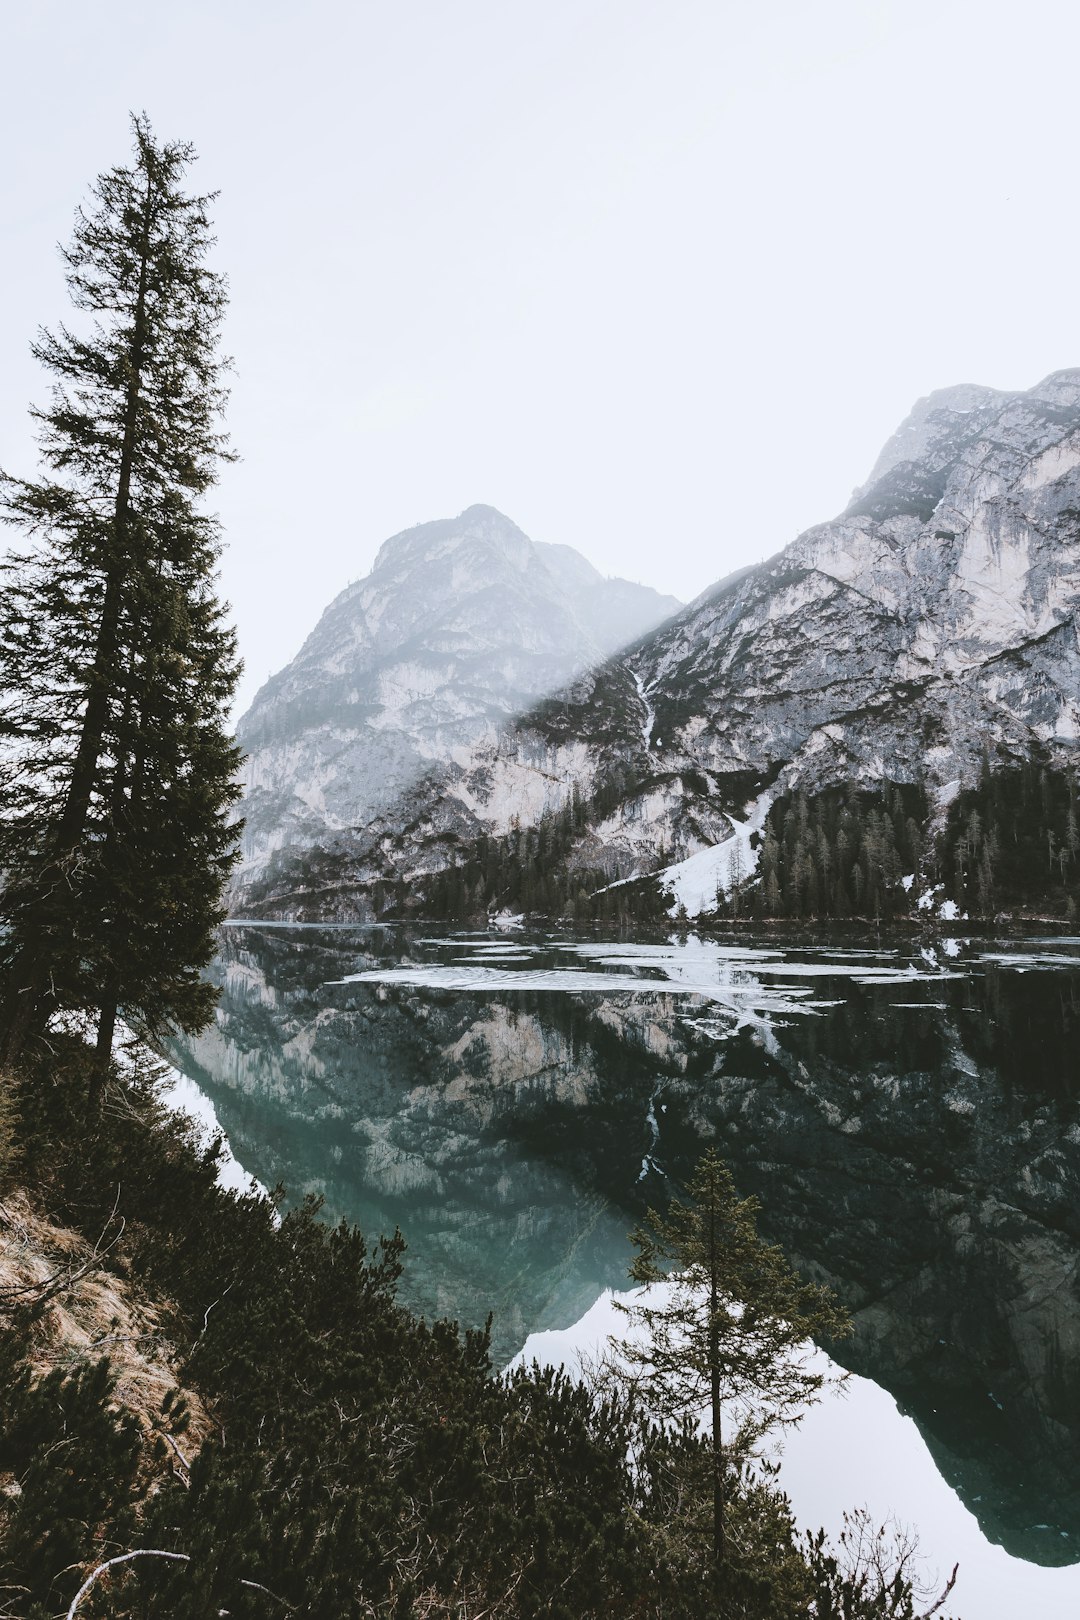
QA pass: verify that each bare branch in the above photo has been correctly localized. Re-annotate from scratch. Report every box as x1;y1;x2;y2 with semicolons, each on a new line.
919;1562;959;1619
159;1430;191;1471
66;1549;189;1617
0;1186;125;1309
189;1277;235;1355
65;1548;295;1616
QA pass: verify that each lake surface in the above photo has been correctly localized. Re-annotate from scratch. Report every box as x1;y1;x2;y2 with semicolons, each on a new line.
164;923;1080;1616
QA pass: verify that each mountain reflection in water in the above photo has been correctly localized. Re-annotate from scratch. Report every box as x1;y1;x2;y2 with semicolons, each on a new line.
164;925;1080;1570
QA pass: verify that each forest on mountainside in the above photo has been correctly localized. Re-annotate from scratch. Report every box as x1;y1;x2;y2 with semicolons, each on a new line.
745;785;928;923
939;760;1080;920
417;765;669;924
712;767;1080;925
413;766;1080;929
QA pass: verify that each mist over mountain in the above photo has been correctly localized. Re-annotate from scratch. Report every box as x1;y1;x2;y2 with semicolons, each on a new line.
235;371;1080;922
234;505;681;887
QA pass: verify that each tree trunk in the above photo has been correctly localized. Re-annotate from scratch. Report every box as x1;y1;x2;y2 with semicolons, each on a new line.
7;178;154;1052
52;208;151;856
709;1204;725;1599
712;1349;724;1596
87;982;119;1116
0;959;49;1068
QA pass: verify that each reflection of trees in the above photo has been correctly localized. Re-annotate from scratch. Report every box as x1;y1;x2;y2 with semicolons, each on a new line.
170;928;1080;1562
671;985;1080;1565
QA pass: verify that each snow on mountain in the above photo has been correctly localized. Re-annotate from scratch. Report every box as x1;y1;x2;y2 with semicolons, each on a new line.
238;371;1080;921
232;505;681;892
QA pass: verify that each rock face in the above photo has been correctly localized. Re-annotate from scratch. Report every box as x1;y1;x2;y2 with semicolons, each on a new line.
238;371;1080;920
233;505;680;894
636;370;1080;805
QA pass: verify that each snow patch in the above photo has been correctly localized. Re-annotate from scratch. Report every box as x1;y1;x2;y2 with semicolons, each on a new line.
661;792;773;917
632;671;657;750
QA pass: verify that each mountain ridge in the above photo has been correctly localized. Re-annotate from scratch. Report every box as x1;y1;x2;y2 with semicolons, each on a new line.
234;369;1080;922
233;505;682;889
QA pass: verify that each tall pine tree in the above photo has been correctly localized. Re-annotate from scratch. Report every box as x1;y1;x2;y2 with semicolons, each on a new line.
0;114;241;1097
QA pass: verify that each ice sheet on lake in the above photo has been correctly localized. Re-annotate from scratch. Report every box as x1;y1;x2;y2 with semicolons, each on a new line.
336;935;968;1037
336;964;790;999
977;951;1080;970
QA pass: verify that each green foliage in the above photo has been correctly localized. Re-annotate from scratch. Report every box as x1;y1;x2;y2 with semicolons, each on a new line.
941;759;1080;918
611;1149;851;1601
0;1044;956;1616
616;1151;851;1431
0;113;241;1069
0;1046;651;1615
0;1070;21;1191
0;1326;141;1616
627;1419;814;1618
751;784;928;921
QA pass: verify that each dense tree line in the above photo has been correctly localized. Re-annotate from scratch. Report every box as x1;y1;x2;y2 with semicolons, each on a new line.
417;772;669;924
416;764;1080;927
735;785;926;922
940;760;1080;919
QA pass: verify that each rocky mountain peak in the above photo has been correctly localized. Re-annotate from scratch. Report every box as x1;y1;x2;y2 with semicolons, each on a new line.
237;368;1080;925
369;505;534;582
232;507;682;889
847;383;1014;520
234;369;1080;929
1026;367;1080;409
846;369;1080;525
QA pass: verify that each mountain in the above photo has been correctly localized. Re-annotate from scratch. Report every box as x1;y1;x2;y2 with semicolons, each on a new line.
238;371;1080;922
233;505;681;891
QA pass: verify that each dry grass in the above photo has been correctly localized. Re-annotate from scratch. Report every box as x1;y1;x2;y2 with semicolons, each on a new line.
0;1188;212;1476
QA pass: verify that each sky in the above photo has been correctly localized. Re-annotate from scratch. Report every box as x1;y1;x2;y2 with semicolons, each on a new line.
3;0;1079;715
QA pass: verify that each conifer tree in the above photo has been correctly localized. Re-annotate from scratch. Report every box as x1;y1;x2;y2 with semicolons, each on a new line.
0;114;241;1094
611;1150;850;1603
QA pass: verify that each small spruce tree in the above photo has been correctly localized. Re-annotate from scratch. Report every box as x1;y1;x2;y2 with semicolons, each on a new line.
611;1149;851;1602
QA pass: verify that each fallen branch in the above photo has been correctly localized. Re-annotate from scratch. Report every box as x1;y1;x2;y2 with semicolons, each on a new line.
159;1430;191;1471
66;1548;294;1615
0;1187;125;1310
66;1549;189;1617
190;1278;235;1355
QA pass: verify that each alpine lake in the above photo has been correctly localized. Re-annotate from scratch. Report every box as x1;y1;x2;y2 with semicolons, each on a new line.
163;922;1080;1618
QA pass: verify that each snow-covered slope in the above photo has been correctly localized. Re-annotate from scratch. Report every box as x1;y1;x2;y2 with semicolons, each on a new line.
240;372;1080;920
232;505;681;896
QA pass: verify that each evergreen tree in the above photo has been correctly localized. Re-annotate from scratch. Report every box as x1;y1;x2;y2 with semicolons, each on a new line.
611;1150;850;1604
0;114;241;1093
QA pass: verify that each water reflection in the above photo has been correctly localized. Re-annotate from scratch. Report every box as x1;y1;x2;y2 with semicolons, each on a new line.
165;925;1080;1568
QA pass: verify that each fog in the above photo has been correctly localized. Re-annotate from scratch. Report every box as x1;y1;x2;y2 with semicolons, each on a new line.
2;0;1077;712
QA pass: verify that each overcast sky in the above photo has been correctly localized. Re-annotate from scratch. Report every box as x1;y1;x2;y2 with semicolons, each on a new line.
3;0;1078;714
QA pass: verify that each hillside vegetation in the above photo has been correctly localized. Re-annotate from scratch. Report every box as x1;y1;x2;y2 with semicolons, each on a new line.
0;1043;957;1618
